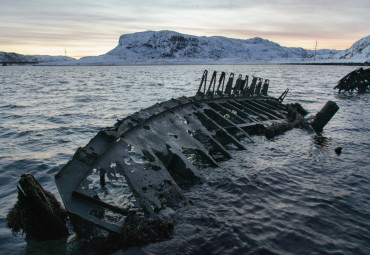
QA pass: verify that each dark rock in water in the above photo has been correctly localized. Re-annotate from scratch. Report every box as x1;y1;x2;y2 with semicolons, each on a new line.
335;147;342;155
120;214;173;247
6;174;68;241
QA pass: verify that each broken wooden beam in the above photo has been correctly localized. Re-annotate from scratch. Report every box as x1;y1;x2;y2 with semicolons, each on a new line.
7;174;69;241
311;101;339;133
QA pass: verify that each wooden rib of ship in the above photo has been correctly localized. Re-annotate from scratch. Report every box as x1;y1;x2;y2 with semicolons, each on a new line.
55;70;293;234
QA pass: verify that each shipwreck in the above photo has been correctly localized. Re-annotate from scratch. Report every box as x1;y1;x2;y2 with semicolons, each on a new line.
8;70;339;247
334;67;370;93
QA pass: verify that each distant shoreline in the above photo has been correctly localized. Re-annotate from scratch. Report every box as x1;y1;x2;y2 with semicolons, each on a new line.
1;62;369;67
37;62;370;67
281;62;369;66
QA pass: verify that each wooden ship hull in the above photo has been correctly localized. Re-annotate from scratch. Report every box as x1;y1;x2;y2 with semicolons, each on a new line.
334;67;370;93
54;70;320;235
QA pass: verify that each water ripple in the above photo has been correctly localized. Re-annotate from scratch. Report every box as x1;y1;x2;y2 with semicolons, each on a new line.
0;65;369;255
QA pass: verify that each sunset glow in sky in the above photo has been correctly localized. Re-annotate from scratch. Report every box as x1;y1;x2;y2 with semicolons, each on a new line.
1;0;369;58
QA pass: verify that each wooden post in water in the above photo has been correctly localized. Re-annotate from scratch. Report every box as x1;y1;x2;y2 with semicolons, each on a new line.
6;174;69;240
311;101;339;133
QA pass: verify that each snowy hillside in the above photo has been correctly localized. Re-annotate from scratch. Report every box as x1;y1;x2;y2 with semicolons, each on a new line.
32;55;75;63
333;35;370;62
75;30;342;65
0;51;74;64
108;31;307;60
110;30;341;61
3;31;369;65
0;51;38;63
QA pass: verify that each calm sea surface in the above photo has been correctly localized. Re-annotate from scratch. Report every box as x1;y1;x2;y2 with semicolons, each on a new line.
0;65;369;254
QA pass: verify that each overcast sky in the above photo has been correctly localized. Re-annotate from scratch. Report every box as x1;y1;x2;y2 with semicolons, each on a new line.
1;0;369;58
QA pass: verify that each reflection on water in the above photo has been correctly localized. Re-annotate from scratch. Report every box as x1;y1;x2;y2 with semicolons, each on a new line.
0;65;369;254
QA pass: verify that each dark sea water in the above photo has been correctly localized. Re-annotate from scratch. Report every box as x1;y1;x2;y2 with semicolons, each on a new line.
0;65;369;255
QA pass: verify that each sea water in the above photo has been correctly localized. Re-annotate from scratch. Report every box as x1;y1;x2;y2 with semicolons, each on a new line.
0;65;369;254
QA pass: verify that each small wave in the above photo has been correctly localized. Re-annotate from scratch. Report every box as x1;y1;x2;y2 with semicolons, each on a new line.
0;104;27;109
46;116;66;124
146;82;164;87
1;65;370;255
17;130;34;137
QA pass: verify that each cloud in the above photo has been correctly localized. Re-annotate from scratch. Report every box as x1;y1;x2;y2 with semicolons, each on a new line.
0;0;369;57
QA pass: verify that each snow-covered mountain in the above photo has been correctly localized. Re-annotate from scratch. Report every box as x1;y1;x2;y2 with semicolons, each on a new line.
107;31;312;60
0;51;38;63
0;51;74;64
32;55;75;63
75;30;344;65
333;35;370;62
2;31;369;65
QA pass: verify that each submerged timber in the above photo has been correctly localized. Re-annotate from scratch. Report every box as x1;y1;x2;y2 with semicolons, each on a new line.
334;67;370;93
51;70;337;243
